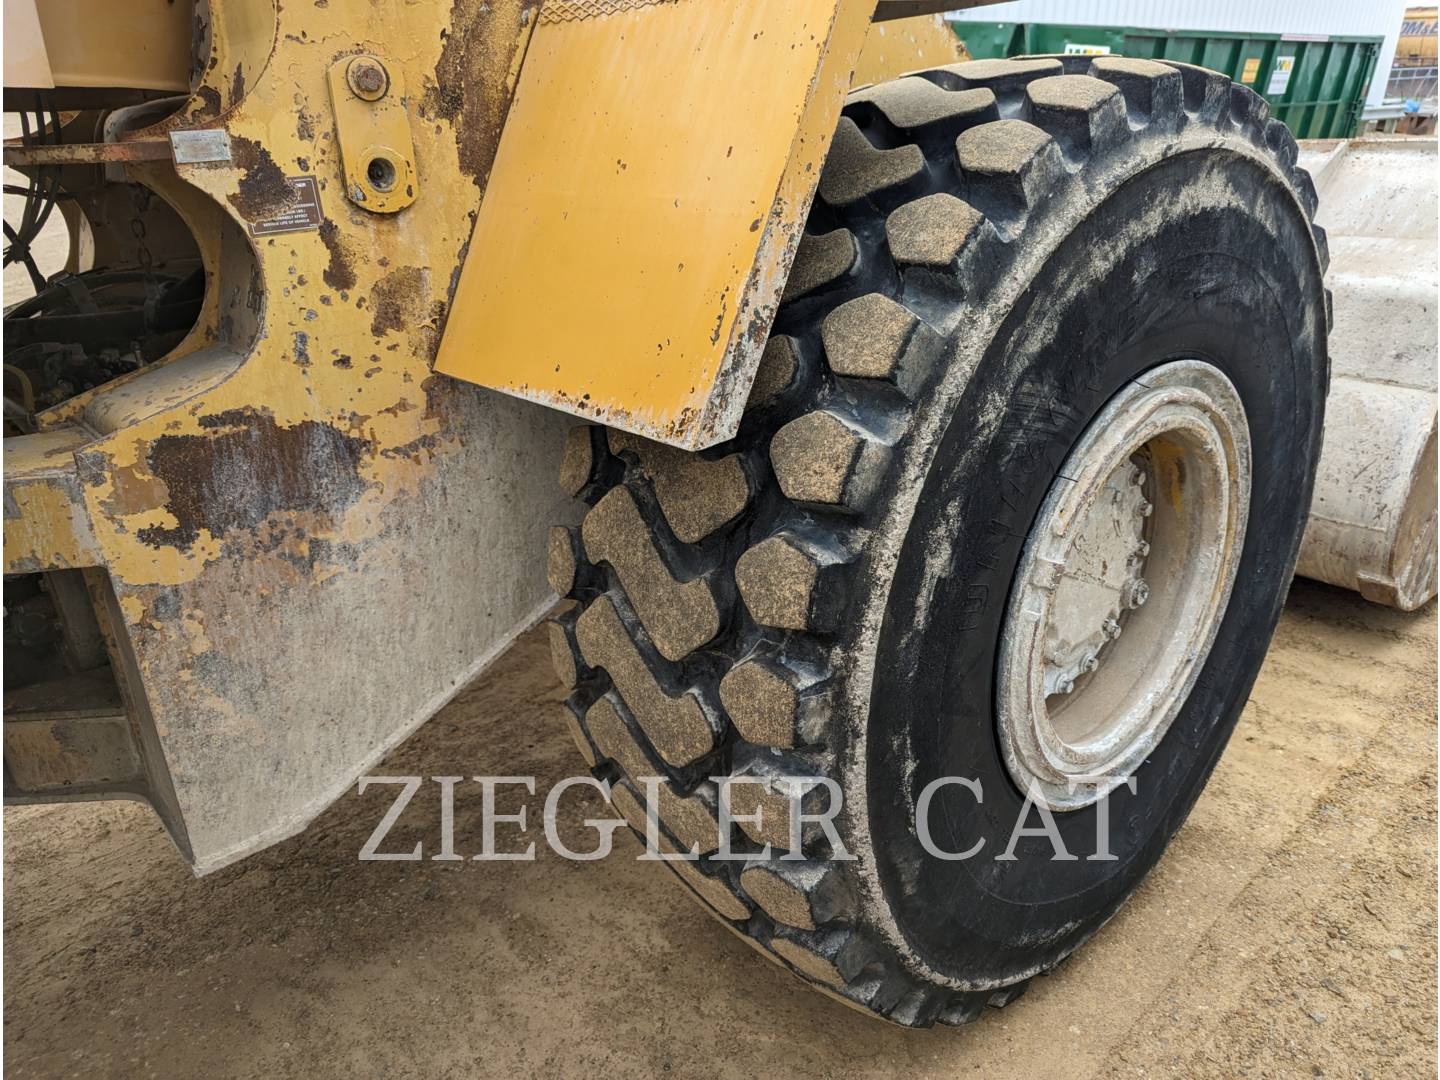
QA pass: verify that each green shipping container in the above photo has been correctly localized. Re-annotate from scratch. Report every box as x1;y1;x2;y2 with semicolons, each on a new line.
951;22;1382;139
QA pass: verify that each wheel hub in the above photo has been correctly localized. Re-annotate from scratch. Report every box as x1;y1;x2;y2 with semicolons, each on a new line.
1040;457;1152;698
996;360;1252;810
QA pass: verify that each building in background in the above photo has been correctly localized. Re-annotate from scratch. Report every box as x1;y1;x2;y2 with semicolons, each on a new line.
948;0;1409;110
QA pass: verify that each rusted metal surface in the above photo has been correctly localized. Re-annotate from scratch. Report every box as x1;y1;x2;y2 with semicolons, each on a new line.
3;138;172;166
3;0;579;874
1295;137;1438;611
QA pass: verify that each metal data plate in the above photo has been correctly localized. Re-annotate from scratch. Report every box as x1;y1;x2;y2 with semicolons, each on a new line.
169;129;233;165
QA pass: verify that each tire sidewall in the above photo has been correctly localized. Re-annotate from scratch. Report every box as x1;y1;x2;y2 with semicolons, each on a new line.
862;148;1328;987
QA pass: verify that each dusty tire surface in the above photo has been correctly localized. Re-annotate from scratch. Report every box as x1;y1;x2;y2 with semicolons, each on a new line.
549;55;1328;1026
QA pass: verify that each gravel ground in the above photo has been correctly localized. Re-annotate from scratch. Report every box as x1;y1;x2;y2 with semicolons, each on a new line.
3;578;1435;1079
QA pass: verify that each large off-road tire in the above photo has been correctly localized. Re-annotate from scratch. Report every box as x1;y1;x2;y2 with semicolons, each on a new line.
547;56;1328;1026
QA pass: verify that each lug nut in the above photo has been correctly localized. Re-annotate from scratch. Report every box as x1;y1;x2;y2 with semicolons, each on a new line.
1123;580;1150;609
1102;618;1122;640
1135;540;1151;558
1081;656;1099;674
1139;500;1154;518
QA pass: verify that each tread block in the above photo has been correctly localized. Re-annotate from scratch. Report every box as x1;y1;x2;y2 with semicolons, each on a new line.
782;228;859;303
740;861;845;930
667;860;751;921
719;653;827;748
1293;168;1319;220
1313;222;1330;277
723;769;833;852
746;334;800;411
955;119;1062;213
1228;83;1271;130
769;410;884;508
1264;118;1299;170
735;532;843;631
818;117;925;207
889;988;947;1028
576;598;717;766
592;707;724;855
725;775;796;850
936;994;986;1026
885;192;985;269
548;615;581;691
1026;53;1097;76
849;78;997;137
820;293;921;392
581;486;720;660
931;57;1064;95
559;424;601;498
1089;56;1182;122
585;693;661;783
988;981;1030;1008
1025;74;1127;153
560;699;598;767
1156;59;1232;119
609;776;721;856
547;525;580;597
607;431;749;544
769;935;848;989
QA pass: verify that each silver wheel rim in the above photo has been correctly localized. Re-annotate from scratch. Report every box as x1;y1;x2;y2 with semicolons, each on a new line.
996;360;1252;811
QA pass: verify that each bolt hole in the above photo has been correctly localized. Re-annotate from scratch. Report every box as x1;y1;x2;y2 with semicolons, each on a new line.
366;157;397;192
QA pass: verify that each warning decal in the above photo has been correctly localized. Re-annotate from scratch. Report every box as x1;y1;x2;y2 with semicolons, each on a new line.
250;176;324;237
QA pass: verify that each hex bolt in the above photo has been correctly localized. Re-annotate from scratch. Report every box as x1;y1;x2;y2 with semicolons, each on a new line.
1135;540;1151;558
1124;580;1150;609
1081;656;1099;674
1102;618;1122;640
347;56;390;101
1056;678;1075;695
1139;500;1154;518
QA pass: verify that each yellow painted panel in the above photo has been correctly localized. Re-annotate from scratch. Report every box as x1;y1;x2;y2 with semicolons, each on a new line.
436;0;875;449
4;0;54;89
851;14;965;87
34;0;192;90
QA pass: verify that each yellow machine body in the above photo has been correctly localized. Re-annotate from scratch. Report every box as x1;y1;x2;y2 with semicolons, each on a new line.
2;0;961;870
435;0;875;448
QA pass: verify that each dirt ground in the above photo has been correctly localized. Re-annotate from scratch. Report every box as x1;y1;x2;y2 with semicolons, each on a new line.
3;577;1436;1079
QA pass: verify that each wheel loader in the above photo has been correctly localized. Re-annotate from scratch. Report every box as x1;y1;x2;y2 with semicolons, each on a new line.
1;0;1432;1027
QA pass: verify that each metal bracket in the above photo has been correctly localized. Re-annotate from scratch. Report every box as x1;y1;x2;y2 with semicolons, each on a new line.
326;53;418;214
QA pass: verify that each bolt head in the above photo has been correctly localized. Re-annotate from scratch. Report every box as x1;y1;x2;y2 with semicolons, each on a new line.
1081;656;1099;674
1124;580;1150;609
347;56;389;100
1102;618;1122;640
